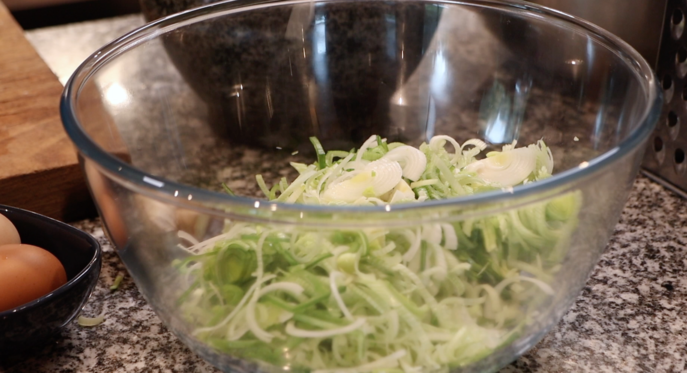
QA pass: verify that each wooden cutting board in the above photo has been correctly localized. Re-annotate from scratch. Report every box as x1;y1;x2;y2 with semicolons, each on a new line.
0;1;95;222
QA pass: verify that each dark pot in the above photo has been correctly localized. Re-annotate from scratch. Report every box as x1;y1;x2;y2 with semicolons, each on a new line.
139;0;433;148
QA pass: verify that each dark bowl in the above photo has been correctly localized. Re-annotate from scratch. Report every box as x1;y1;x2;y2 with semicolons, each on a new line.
0;205;101;353
139;0;430;148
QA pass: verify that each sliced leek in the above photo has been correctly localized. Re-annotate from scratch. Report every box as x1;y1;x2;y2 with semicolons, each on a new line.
463;146;537;187
252;135;552;205
176;134;580;373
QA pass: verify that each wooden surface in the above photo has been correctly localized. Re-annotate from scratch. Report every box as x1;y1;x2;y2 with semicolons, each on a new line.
0;1;94;221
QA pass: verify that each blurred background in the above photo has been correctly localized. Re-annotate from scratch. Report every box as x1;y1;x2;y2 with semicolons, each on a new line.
7;0;681;197
6;0;140;29
7;0;665;69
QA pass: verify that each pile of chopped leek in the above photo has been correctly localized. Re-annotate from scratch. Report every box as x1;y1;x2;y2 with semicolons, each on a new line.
174;135;580;373
254;135;554;205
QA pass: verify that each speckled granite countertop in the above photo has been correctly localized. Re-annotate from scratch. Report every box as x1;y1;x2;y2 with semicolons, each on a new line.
1;176;685;373
1;14;684;373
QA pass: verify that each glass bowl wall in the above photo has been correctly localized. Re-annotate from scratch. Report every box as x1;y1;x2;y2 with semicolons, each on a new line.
61;0;661;372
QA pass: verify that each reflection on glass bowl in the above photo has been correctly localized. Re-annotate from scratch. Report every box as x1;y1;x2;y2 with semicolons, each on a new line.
61;0;660;372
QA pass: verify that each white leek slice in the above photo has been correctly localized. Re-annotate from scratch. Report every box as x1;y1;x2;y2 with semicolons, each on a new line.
323;158;402;202
355;135;380;163
285;317;367;338
381;145;427;181
534;141;554;174
429;135;462;164
388;180;416;203
463;146;537;187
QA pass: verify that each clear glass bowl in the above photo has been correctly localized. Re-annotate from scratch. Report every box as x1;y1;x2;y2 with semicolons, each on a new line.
61;0;661;372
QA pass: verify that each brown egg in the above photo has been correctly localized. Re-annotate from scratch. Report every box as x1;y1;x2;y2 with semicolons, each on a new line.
0;213;21;246
0;244;68;312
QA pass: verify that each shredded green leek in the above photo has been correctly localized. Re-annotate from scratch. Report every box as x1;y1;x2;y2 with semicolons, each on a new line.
175;135;581;372
310;136;327;170
110;273;124;291
221;182;236;196
77;315;105;327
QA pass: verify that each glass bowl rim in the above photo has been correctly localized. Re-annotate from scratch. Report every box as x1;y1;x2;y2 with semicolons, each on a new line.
60;0;662;217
